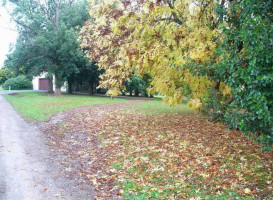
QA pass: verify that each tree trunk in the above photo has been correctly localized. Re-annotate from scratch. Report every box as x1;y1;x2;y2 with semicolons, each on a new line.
48;78;54;93
80;81;83;92
68;81;73;94
129;90;132;96
89;81;94;95
144;90;148;97
55;87;61;96
54;74;62;96
135;88;139;96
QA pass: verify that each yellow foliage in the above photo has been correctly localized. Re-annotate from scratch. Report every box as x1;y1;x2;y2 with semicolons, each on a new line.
79;0;219;105
220;82;232;97
188;98;202;110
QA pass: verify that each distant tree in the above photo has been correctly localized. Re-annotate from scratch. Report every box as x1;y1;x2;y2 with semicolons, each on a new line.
125;77;143;96
124;75;152;97
67;61;102;95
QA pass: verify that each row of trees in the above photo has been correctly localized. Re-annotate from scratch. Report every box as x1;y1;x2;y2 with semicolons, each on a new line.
79;0;272;148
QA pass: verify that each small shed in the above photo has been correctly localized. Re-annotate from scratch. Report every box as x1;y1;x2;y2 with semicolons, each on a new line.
32;73;67;92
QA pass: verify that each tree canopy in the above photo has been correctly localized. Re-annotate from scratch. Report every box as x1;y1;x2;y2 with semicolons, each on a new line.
79;0;219;105
4;0;93;95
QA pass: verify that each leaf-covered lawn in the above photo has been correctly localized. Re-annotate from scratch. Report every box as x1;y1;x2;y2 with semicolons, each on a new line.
3;92;128;121
43;101;273;199
129;99;192;115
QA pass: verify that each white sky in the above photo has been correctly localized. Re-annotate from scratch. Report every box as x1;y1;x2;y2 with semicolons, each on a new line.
0;2;18;68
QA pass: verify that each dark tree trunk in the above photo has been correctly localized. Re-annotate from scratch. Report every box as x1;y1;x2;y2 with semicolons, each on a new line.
67;74;74;94
135;89;139;96
129;90;132;96
144;90;149;97
48;78;54;93
68;81;73;94
80;82;83;91
89;81;94;95
54;74;62;96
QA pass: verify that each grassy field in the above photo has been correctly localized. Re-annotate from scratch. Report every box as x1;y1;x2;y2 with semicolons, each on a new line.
3;92;128;121
0;86;5;91
4;92;191;121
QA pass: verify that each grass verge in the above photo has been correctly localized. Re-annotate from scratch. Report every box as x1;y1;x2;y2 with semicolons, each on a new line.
3;92;128;121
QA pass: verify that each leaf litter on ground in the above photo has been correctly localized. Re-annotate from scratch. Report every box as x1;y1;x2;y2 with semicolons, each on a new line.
41;101;273;199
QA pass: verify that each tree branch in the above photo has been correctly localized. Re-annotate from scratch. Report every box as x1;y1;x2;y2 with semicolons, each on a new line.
166;0;183;25
5;6;38;35
226;96;234;104
38;0;57;29
52;0;60;28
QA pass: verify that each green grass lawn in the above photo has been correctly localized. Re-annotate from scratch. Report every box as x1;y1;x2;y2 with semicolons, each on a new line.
0;86;5;91
4;92;128;121
4;92;191;121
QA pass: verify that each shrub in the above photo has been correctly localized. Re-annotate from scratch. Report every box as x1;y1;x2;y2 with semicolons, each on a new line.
206;0;273;149
3;75;33;90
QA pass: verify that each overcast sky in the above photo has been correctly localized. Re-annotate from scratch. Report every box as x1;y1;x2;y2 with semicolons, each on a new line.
0;2;18;68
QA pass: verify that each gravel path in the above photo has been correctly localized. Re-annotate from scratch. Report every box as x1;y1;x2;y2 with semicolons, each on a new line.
0;95;94;200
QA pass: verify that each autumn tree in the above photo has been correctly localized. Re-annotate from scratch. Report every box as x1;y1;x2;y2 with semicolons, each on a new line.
79;0;220;105
80;0;272;147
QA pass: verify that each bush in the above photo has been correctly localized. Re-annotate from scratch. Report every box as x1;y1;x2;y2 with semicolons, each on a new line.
3;76;33;90
207;0;273;149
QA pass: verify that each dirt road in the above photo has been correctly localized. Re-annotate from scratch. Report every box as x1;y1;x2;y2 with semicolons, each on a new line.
0;95;94;200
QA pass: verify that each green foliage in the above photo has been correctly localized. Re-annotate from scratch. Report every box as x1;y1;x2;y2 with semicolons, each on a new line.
3;75;32;90
201;88;228;121
5;0;92;94
3;92;128;121
67;61;103;94
206;0;273;148
0;67;14;85
125;76;146;96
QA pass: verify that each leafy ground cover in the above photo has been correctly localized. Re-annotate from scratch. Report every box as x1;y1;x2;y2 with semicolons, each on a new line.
3;92;128;121
129;100;191;115
41;101;273;199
